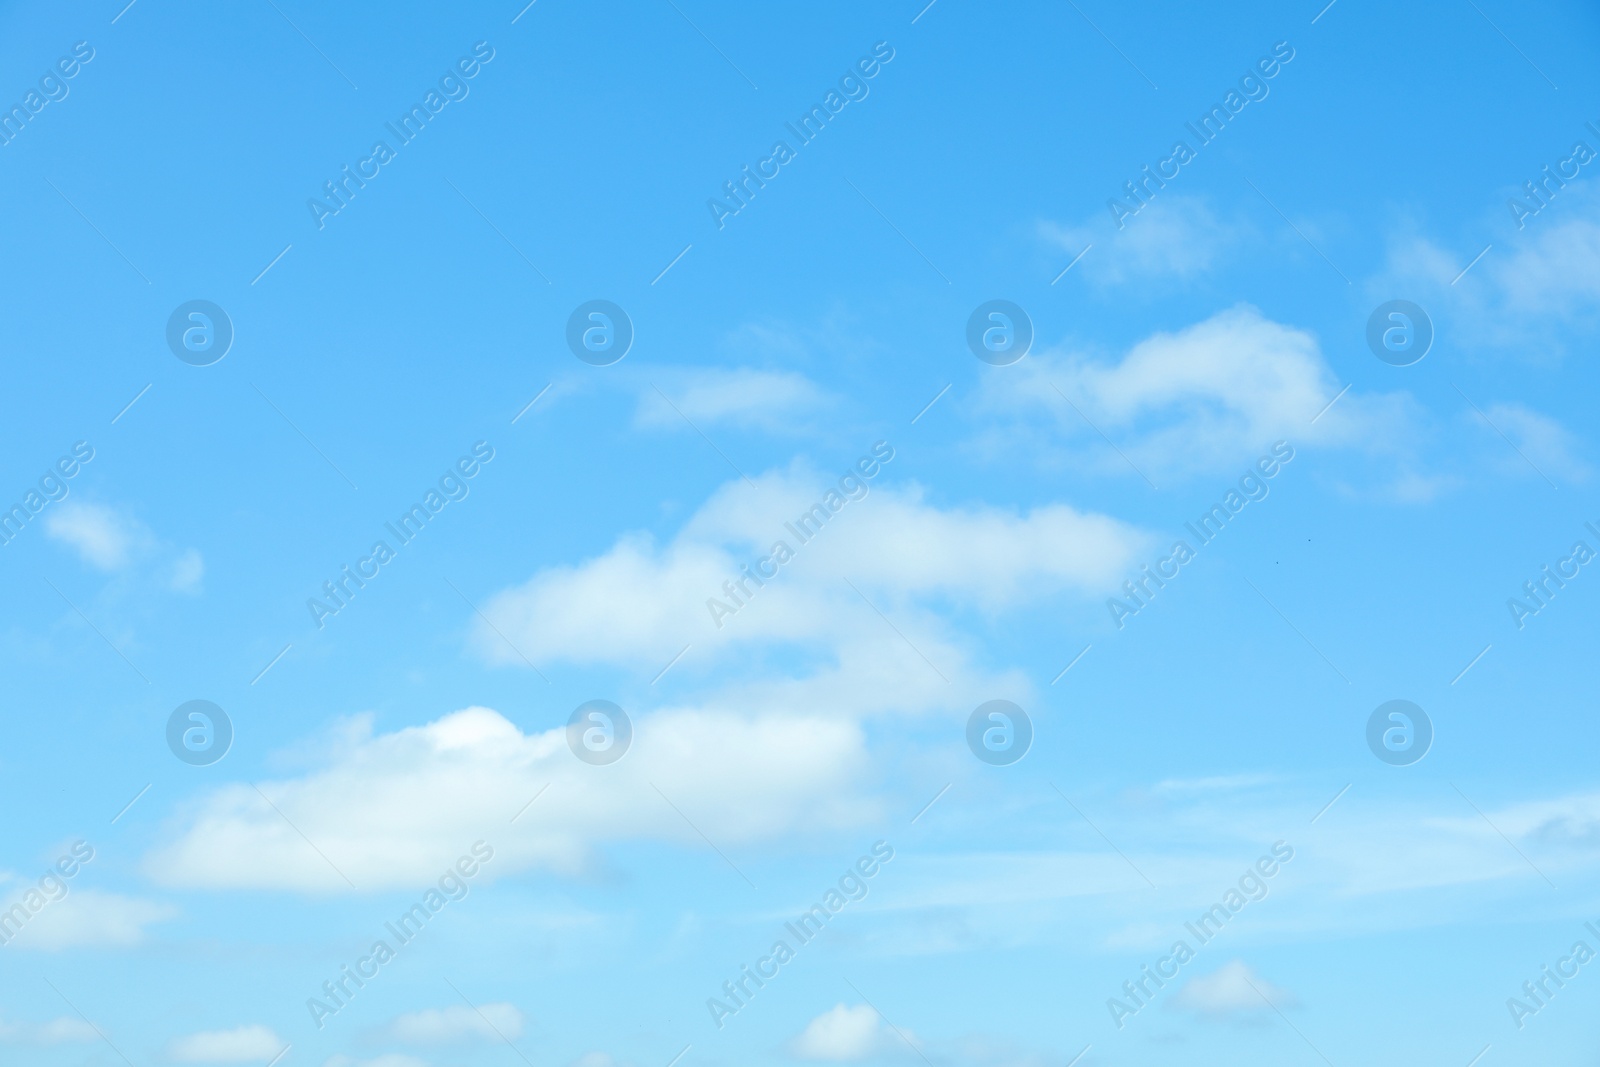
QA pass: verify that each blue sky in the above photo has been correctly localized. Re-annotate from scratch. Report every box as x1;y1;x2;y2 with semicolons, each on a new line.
2;0;1600;1064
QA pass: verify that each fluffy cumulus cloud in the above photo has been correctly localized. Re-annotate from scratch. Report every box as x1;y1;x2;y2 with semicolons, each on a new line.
44;501;133;569
168;1025;286;1063
146;456;1154;893
145;706;872;892
791;1004;883;1060
1171;960;1295;1016
635;367;832;432
475;461;1147;671
1062;308;1332;447
979;305;1409;479
389;1003;524;1043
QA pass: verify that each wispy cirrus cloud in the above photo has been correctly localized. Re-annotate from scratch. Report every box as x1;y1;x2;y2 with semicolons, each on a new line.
1039;194;1247;286
0;1017;98;1045
1374;184;1600;358
1469;402;1590;484
44;501;204;593
635;367;832;433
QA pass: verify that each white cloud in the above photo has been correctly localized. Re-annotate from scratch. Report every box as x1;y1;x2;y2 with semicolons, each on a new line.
0;1017;98;1044
34;1017;100;1043
1472;402;1589;484
1456;790;1600;849
857;778;1600;960
45;502;132;569
145;456;1149;893
1;889;174;949
1171;960;1295;1016
791;1004;882;1060
1375;186;1600;356
141;460;1145;892
170;548;206;594
390;1003;523;1043
168;1025;285;1063
476;463;1146;670
981;305;1407;478
635;368;831;432
41;501;206;589
145;706;873;892
1488;208;1600;319
1067;307;1325;429
1040;195;1242;285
